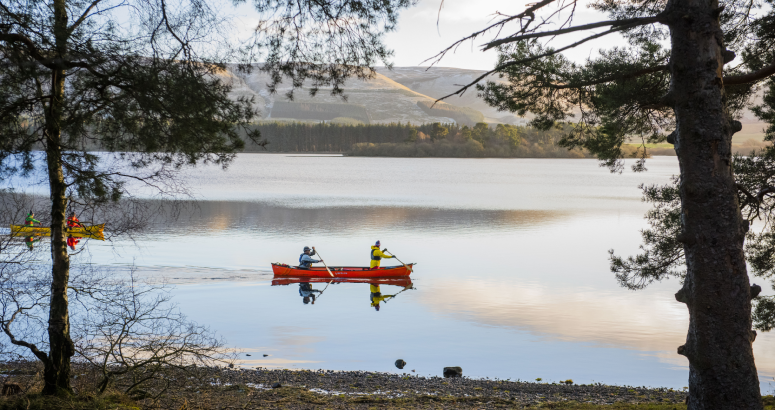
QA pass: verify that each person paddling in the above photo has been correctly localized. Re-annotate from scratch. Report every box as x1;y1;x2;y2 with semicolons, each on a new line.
370;240;395;269
299;246;323;269
25;211;40;227
67;212;83;228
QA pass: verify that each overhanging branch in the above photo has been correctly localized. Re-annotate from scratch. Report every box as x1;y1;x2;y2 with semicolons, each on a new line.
552;65;668;89
724;61;775;85
483;16;665;51
435;24;639;103
422;0;559;67
0;33;50;66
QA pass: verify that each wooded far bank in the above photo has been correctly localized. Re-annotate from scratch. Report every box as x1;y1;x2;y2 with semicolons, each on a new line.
244;121;767;158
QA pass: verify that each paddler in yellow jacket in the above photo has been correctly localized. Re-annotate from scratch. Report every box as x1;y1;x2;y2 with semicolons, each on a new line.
370;240;395;269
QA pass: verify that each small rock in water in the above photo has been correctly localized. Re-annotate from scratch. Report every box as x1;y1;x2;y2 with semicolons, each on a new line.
412;369;415;372
246;354;252;356
443;367;463;378
228;363;234;368
271;382;282;389
395;359;406;369
263;354;269;357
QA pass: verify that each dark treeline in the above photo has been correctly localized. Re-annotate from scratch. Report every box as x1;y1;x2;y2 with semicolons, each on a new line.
349;123;600;158
243;121;619;158
243;122;469;152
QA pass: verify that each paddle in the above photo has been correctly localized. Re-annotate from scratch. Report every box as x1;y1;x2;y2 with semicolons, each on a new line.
313;247;335;277
313;280;334;304
383;249;407;267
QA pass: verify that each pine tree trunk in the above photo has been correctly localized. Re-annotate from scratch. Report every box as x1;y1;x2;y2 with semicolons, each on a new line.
42;0;74;396
667;0;762;407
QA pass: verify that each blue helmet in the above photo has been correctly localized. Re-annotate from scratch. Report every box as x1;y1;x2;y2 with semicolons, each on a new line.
375;240;380;247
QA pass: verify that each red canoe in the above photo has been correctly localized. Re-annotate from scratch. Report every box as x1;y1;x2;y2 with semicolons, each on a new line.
271;263;414;278
272;276;413;287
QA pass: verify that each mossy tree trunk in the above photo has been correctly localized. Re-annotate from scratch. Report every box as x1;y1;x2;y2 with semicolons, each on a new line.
41;0;74;395
668;0;761;407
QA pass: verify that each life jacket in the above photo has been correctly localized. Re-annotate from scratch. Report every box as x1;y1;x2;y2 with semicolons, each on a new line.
371;247;381;261
67;216;81;228
299;253;311;268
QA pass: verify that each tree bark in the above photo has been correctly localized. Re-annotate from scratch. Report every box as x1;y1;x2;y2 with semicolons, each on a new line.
42;0;74;396
667;0;762;407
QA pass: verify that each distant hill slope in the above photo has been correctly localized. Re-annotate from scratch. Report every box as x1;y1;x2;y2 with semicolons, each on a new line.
221;65;485;126
375;67;524;124
219;65;768;140
377;66;770;139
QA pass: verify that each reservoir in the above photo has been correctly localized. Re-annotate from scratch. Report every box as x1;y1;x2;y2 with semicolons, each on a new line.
9;154;775;391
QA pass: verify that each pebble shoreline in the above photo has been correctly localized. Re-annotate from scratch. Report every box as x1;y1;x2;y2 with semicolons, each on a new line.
214;368;688;405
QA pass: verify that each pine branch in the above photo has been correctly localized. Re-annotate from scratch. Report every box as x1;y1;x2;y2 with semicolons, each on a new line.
0;33;50;66
483;16;665;51
724;61;775;85
435;24;639;103
422;0;559;67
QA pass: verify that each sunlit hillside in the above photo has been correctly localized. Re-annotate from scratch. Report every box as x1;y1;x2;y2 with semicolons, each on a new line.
219;65;487;126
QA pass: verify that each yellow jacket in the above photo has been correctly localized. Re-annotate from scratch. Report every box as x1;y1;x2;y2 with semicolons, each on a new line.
370;246;393;268
370;285;395;307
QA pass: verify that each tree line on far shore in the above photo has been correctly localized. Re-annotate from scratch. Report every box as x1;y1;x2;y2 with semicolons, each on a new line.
245;121;649;158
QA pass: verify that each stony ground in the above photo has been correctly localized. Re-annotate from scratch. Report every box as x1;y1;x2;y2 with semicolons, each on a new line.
0;362;699;409
196;368;688;408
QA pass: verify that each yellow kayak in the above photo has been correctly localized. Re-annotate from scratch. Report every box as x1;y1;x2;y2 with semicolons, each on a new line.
10;224;105;240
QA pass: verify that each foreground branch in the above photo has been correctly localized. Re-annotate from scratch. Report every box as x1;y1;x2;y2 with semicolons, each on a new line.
483;16;664;51
724;61;775;85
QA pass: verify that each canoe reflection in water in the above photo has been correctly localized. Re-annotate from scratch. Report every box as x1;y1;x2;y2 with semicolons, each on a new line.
272;277;414;309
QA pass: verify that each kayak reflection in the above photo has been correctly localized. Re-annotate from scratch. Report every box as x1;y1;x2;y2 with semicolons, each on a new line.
272;277;415;309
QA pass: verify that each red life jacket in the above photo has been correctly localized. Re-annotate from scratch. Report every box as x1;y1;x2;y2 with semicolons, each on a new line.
67;216;81;228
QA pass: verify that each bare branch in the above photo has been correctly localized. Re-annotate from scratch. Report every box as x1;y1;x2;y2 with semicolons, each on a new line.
422;0;559;67
68;0;105;34
435;24;636;103
483;16;665;51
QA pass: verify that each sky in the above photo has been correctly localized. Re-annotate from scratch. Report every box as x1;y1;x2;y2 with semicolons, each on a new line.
381;0;623;70
228;0;631;71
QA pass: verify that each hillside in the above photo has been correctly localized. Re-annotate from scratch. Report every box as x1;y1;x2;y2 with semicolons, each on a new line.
218;65;770;140
222;65;486;126
376;66;770;140
375;66;525;124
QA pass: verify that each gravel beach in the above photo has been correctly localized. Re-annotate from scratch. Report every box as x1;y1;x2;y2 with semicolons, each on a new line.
206;367;689;407
1;362;692;409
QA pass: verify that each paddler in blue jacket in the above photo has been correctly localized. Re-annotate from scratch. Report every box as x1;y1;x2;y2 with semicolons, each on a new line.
370;240;394;269
299;246;323;269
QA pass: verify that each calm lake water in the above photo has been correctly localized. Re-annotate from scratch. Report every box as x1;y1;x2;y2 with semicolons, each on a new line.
9;154;775;391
